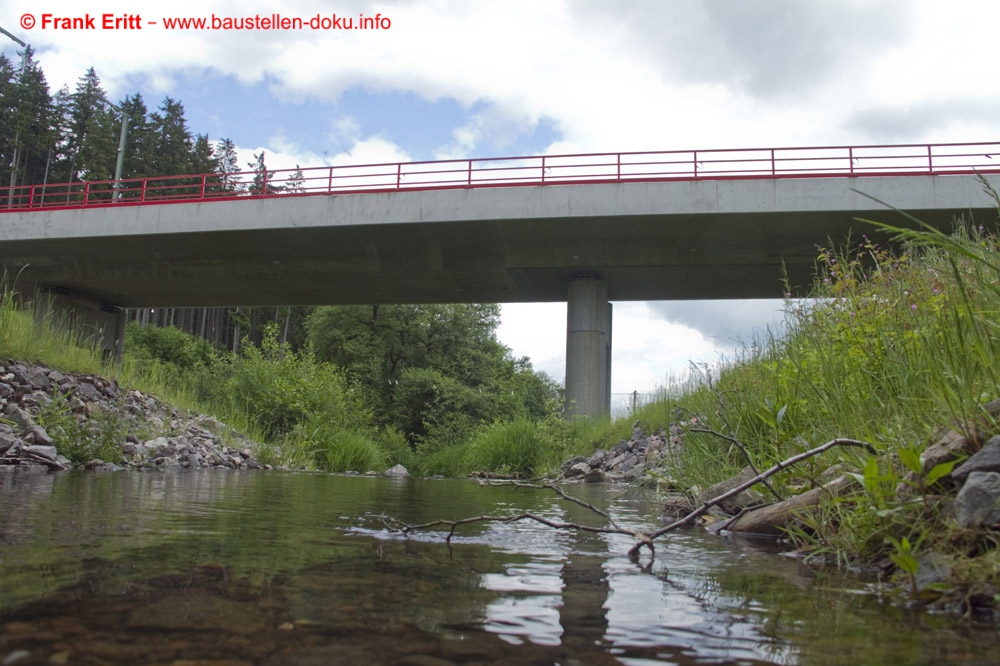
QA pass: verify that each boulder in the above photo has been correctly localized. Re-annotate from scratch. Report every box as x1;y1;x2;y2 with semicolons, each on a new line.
23;425;55;447
955;471;1000;528
4;404;34;430
952;435;1000;483
385;463;410;478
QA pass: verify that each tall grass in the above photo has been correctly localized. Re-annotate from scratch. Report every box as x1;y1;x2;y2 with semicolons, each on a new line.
0;286;104;374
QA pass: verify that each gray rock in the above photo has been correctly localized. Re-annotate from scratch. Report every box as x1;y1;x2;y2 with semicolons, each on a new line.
955;471;1000;528
0;433;20;455
25;366;50;390
23;425;54;447
146;437;174;458
626;462;645;481
385;463;410;477
587;449;607;468
619;452;639;472
21;444;58;461
3;404;34;429
7;363;32;385
952;435;1000;483
19;444;68;470
0;383;13;399
561;456;587;472
698;466;763;514
566;462;591;478
74;382;103;403
661;493;696;521
583;467;606;483
915;551;952;593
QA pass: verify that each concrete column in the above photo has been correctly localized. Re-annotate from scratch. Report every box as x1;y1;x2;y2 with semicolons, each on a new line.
565;276;612;418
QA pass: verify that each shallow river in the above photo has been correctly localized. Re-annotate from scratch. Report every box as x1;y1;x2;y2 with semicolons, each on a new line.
1;468;997;665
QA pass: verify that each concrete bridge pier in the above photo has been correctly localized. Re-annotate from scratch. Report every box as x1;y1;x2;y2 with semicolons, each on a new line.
565;276;611;418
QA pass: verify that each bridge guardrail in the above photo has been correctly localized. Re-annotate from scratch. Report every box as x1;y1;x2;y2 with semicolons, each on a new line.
3;141;1000;213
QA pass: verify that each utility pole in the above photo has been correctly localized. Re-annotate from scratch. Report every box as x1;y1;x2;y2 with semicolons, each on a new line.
1;25;28;207
0;25;26;48
101;97;129;201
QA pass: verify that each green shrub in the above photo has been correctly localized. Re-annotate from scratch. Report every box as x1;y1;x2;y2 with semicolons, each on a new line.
296;421;385;473
126;322;214;370
466;419;547;478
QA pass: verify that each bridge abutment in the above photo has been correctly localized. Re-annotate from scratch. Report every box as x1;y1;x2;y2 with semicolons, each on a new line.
565;276;611;418
44;291;126;362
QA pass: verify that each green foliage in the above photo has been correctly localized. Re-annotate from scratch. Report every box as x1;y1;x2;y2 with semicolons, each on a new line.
306;303;560;453
36;391;125;464
223;323;369;441
292;421;385;473
465;419;548;478
126;322;215;371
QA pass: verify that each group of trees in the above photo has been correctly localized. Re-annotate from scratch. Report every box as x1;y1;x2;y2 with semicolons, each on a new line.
127;303;562;470
1;48;220;193
3;47;563;463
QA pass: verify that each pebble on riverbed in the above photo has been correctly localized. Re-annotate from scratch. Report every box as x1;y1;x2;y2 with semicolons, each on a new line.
0;361;271;472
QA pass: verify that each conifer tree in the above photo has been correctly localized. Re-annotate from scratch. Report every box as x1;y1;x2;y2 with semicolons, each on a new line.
248;150;282;195
285;164;305;193
215;137;242;192
66;68;117;184
149;97;192;176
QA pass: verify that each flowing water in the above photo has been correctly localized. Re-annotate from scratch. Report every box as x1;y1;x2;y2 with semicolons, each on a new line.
0;467;997;665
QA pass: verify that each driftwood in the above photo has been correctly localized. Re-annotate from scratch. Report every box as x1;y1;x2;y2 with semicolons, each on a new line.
383;437;875;560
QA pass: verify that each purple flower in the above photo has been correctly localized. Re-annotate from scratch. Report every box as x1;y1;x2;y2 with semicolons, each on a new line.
911;304;917;310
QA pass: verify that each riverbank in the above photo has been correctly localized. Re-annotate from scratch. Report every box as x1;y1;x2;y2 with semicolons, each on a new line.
1;360;269;472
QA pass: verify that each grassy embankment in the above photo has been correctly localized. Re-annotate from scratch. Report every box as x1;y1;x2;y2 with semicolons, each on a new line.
609;204;1000;594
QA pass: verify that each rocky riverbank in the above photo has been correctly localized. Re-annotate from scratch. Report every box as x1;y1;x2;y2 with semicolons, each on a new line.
0;361;269;473
560;408;1000;536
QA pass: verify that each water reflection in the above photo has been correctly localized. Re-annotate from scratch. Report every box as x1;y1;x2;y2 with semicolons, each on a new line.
0;469;998;665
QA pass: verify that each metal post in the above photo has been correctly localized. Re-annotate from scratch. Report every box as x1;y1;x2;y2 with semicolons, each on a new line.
112;111;128;200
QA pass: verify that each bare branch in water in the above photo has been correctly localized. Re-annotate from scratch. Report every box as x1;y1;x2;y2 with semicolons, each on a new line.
383;438;875;561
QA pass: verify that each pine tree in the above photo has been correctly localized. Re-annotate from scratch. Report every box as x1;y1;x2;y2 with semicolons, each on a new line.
118;93;152;179
215;137;242;193
188;133;219;195
149;97;192;176
0;48;58;198
248;150;282;195
285;164;305;193
0;54;19;192
66;68;117;187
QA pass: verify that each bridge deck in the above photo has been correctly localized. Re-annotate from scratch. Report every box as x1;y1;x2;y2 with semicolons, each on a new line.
2;173;998;308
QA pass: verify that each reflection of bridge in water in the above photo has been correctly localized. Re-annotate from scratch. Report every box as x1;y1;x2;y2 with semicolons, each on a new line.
3;142;999;418
478;484;810;662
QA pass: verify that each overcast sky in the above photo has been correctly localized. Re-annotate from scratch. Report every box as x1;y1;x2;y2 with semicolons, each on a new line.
4;0;998;406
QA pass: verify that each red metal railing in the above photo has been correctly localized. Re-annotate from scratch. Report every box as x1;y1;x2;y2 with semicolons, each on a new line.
2;141;999;213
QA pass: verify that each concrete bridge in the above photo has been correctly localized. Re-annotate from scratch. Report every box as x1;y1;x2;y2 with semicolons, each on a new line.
2;142;999;417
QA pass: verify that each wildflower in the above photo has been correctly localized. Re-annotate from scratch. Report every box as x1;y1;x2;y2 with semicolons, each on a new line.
911;304;917;311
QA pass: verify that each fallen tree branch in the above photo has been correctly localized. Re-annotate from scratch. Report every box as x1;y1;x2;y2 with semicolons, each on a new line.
631;437;875;557
383;437;875;561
